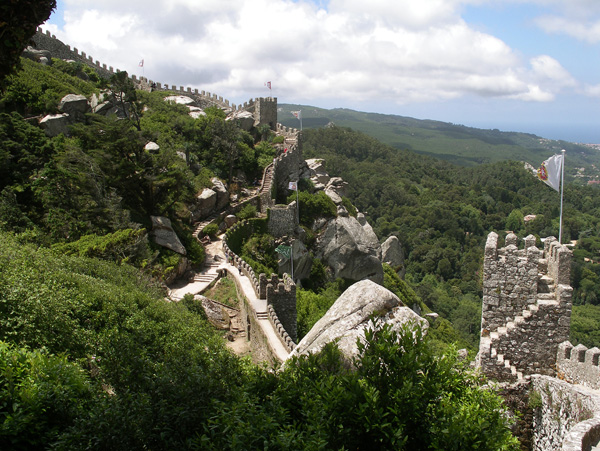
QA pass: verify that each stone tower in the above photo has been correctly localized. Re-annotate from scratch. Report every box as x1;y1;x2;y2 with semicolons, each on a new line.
476;232;573;381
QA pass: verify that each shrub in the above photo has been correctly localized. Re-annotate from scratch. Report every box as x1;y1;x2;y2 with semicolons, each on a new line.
236;204;257;220
202;223;219;238
287;190;336;227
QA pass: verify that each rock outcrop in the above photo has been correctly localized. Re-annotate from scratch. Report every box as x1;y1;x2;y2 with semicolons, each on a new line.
40;113;70;137
317;215;383;284
58;94;90;122
288;280;427;363
381;235;406;277
150;216;186;255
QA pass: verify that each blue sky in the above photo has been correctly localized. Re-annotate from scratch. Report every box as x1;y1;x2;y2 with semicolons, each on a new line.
45;0;600;143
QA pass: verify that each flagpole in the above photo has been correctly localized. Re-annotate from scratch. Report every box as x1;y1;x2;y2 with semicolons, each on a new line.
291;243;294;282
559;149;565;244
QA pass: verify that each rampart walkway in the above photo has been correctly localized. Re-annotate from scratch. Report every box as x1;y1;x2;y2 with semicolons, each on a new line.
169;235;289;362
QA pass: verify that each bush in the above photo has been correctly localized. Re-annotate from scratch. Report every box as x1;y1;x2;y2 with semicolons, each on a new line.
198;321;519;450
287;190;336;227
202;223;219;238
236;204;257;220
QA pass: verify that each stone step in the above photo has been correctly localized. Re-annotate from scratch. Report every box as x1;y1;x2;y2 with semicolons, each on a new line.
490;331;499;340
256;311;268;320
537;292;555;300
506;321;516;330
514;315;525;324
537;298;559;306
497;326;508;336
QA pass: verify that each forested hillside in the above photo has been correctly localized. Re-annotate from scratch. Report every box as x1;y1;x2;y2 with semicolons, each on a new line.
279;104;600;176
302;126;600;349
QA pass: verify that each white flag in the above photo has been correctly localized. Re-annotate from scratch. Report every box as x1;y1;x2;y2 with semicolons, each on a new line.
291;110;301;120
288;181;298;191
537;154;563;191
138;59;144;67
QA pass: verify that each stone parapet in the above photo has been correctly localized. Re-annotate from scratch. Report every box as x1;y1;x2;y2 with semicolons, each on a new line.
531;375;600;451
558;341;600;390
267;304;296;352
266;273;297;342
477;232;573;382
267;202;297;237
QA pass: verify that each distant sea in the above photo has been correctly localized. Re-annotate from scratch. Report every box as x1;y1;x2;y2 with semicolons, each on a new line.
502;124;600;145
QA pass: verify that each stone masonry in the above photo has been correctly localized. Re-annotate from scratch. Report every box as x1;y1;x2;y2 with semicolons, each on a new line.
476;232;573;382
265;273;297;343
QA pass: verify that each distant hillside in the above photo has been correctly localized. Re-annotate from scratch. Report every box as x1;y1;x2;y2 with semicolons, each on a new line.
278;104;600;179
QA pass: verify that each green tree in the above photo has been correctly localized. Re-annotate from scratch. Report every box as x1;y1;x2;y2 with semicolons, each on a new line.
0;0;56;91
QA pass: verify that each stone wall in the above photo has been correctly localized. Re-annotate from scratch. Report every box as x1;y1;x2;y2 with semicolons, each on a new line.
267;304;296;352
33;28;278;118
253;97;278;129
273;137;305;195
532;375;600;451
266;273;297;343
557;341;600;390
236;281;279;366
33;28;117;79
477;232;573;381
267;202;297;237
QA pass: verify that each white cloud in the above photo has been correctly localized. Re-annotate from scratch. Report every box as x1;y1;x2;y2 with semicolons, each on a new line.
44;0;578;107
535;15;600;43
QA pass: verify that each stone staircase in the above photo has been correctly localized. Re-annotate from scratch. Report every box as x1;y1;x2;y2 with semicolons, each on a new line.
256;311;269;320
193;213;219;238
259;164;273;197
479;268;558;382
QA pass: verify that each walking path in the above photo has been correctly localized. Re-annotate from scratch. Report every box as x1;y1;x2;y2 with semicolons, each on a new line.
169;235;289;362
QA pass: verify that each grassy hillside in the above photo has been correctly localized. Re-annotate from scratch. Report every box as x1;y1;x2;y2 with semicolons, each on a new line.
279;104;600;176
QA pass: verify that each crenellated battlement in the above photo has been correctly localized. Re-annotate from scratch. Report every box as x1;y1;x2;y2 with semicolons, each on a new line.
33;28;278;119
557;341;600;390
477;232;573;382
264;273;297;342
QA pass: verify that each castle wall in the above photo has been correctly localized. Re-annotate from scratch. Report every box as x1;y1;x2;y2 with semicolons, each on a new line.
477;232;573;381
254;97;278;129
532;375;600;451
557;341;600;390
266;273;297;343
267;202;297;237
236;281;279;366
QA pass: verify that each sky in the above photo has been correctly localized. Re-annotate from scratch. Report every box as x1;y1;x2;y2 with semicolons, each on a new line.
43;0;600;143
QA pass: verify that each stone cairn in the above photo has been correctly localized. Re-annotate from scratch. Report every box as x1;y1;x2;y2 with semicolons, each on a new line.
476;232;573;382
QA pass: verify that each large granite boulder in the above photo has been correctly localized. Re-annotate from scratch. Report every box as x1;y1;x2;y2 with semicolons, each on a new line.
306;158;330;188
381;236;405;277
194;188;217;220
58;94;90;122
150;216;186;255
288;280;427;363
22;46;52;64
227;110;254;130
40;113;70;137
211;178;229;210
164;95;195;105
317;215;383;284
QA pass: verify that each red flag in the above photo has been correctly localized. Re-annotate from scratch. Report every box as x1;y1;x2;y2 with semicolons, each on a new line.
265;81;271;90
139;59;144;67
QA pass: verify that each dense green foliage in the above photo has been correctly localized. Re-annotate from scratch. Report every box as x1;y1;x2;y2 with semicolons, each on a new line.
0;233;518;449
199;322;519;450
302;126;600;348
0;0;56;91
